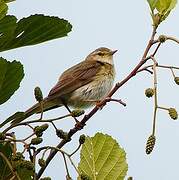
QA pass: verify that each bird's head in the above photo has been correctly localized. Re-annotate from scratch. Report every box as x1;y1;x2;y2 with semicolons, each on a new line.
85;47;118;65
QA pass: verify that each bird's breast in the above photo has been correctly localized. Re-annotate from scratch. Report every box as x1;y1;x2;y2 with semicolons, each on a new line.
68;65;115;108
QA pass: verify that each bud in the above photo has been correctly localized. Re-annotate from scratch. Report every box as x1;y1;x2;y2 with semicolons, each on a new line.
56;129;65;138
31;137;43;145
56;129;70;141
127;177;133;180
79;134;86;144
168;108;178;120
158;35;166;43
80;173;91;180
66;175;72;180
34;124;49;137
0;132;6;140
38;158;46;167
174;77;179;85
34;87;43;102
145;88;154;98
40;123;49;131
71;109;85;117
34;126;43;137
145;135;156;154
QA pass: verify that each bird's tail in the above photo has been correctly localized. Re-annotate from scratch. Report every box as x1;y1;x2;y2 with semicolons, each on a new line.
11;97;60;124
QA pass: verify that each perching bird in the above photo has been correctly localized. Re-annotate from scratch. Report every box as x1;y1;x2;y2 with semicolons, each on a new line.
12;47;117;124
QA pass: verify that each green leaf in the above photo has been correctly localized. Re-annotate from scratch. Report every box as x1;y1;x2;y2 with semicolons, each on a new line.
156;0;177;14
0;142;13;179
0;0;8;20
0;14;72;52
0;111;25;128
0;58;24;105
167;0;177;11
147;0;159;11
78;133;128;180
4;0;16;3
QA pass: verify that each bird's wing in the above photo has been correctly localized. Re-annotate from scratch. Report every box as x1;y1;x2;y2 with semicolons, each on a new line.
48;60;103;99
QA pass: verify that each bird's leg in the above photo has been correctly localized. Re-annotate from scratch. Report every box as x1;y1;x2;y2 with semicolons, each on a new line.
39;101;44;120
64;104;79;123
63;104;84;129
60;98;84;128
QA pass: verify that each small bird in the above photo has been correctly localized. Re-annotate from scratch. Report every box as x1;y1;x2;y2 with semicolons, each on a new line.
12;47;117;123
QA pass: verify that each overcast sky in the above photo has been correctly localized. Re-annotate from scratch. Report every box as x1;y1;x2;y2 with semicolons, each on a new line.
1;0;179;179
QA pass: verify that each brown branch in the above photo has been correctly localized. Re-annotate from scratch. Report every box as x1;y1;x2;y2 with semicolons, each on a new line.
36;27;158;179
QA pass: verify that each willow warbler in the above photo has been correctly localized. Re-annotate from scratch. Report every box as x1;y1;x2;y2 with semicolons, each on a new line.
12;47;117;123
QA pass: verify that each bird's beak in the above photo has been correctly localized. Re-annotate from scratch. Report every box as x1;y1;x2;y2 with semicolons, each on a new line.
111;50;118;55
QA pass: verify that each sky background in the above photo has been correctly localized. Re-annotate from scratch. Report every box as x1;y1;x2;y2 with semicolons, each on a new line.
1;0;179;179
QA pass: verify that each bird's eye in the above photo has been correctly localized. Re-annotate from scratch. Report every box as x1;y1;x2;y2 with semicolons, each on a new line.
98;52;104;56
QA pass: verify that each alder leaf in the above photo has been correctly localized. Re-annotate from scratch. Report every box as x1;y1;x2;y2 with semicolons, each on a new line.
78;133;128;180
0;14;72;52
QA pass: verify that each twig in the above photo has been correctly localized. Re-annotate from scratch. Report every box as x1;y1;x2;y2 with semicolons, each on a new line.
3;114;71;134
61;152;70;178
105;97;126;107
151;56;158;136
39;101;44;120
36;146;80;176
69;144;81;157
166;36;179;44
6;137;28;148
170;68;175;79
152;42;161;57
138;64;179;75
158;106;169;111
137;68;153;74
22;132;35;141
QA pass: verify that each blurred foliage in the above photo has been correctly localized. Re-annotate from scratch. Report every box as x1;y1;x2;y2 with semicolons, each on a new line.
0;58;24;105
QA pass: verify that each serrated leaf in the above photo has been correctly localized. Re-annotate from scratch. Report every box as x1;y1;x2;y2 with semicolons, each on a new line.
156;0;170;13
0;58;24;105
0;0;8;20
0;111;25;128
147;0;159;11
78;133;128;180
167;0;177;11
0;14;72;52
156;0;177;14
